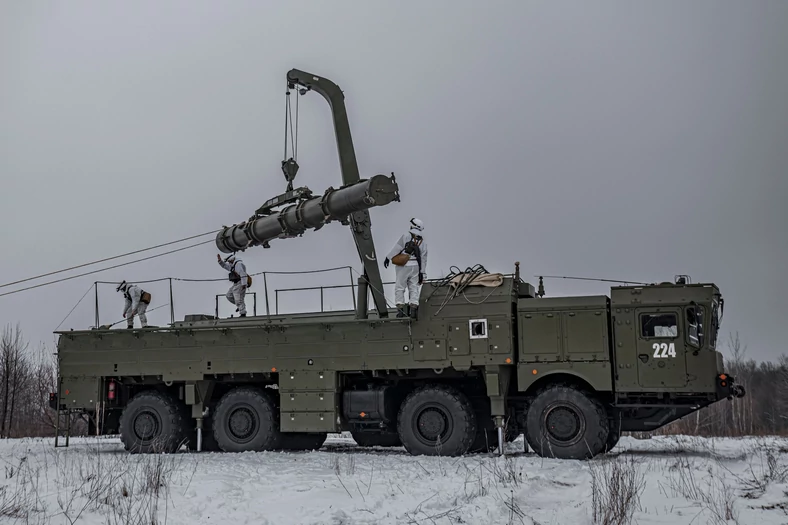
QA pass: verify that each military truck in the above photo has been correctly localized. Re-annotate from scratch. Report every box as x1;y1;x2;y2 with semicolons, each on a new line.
50;69;745;460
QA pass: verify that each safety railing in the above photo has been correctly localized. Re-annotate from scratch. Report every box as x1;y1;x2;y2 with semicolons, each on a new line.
78;265;397;329
214;293;258;318
274;281;396;315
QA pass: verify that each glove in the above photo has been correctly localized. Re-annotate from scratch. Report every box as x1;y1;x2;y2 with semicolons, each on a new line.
418;273;424;285
122;313;126;318
384;258;389;268
217;254;221;262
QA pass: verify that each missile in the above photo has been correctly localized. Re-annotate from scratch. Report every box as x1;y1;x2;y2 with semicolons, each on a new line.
216;174;399;253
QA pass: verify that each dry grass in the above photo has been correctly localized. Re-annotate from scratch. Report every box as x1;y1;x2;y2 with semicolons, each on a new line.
588;455;646;525
0;438;198;525
658;456;740;525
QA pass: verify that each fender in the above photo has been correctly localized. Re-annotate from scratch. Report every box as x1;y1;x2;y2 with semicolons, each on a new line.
516;362;613;394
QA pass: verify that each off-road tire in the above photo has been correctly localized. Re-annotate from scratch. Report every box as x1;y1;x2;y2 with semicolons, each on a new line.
281;432;327;451
351;431;402;448
397;384;476;456
524;384;609;460
212;387;282;452
119;390;187;454
604;414;622;453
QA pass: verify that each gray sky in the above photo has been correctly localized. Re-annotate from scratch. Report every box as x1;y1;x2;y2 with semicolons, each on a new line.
1;1;786;362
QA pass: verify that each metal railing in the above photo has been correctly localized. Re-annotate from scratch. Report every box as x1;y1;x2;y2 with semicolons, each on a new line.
215;292;258;318
274;281;395;315
89;266;392;326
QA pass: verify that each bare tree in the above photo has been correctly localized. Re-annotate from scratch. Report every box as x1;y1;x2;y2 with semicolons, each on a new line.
0;324;29;438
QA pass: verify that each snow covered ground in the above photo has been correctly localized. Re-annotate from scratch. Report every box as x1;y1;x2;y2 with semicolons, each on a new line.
1;433;787;525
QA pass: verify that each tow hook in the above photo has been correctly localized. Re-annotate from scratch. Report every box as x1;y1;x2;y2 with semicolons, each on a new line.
730;385;746;399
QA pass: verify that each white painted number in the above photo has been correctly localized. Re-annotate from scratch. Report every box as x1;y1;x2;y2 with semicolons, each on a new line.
652;342;676;358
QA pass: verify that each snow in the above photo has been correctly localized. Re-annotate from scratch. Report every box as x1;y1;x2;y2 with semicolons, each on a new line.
1;433;787;524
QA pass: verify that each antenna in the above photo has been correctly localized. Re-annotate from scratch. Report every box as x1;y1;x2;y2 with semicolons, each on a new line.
536;275;649;286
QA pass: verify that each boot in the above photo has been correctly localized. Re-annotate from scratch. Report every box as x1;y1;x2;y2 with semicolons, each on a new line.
126;324;134;329
409;304;419;320
396;304;409;318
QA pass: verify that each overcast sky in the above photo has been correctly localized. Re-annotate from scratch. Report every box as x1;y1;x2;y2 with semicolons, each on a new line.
1;1;786;362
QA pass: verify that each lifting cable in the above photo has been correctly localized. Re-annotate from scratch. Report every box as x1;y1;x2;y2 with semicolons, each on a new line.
283;85;300;163
0;229;219;290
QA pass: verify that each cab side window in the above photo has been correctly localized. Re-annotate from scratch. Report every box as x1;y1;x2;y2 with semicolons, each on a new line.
640;313;677;338
685;305;705;347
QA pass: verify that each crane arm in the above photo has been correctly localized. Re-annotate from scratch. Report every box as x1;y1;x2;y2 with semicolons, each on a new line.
286;69;390;319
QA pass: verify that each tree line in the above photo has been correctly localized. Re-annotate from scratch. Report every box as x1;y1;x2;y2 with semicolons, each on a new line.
649;331;788;438
0;323;784;439
0;324;58;438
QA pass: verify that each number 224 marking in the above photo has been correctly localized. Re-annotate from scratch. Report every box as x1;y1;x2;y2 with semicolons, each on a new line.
653;343;676;358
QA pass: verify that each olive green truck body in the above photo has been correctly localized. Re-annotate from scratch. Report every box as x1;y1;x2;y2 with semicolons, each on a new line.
53;273;744;459
50;68;744;458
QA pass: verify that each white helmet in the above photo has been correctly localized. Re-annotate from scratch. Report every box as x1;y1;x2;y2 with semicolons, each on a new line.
409;218;424;234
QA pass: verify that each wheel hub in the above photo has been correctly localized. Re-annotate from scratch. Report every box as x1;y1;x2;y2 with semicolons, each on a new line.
414;405;453;445
544;404;584;444
133;410;159;441
228;406;257;442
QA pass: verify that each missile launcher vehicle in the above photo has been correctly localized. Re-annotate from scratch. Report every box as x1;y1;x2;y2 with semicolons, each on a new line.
51;69;745;459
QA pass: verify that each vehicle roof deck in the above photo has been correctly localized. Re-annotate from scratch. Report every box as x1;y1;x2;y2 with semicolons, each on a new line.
54;307;409;336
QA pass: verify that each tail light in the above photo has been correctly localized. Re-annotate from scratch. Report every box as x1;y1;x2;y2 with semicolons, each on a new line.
108;380;116;400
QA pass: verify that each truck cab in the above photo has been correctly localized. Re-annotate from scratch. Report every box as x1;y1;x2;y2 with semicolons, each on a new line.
610;281;729;395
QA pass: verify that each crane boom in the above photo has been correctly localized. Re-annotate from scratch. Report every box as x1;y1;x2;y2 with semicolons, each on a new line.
215;69;397;319
284;69;391;319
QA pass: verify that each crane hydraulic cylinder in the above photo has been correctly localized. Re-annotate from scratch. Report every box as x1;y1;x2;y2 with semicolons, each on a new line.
216;174;399;253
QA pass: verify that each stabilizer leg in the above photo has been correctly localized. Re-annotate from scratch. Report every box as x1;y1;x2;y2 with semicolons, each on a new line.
495;416;504;456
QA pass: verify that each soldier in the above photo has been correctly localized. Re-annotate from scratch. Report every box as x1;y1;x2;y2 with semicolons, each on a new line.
384;218;428;319
116;281;151;329
218;253;249;317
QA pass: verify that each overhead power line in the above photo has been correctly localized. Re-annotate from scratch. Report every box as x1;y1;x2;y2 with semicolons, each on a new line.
537;274;649;285
0;230;219;290
0;239;215;298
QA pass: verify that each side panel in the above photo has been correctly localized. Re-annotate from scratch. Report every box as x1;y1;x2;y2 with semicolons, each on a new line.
517;296;611;364
278;369;339;432
58;376;101;409
518;312;561;362
611;307;640;391
516;295;612;392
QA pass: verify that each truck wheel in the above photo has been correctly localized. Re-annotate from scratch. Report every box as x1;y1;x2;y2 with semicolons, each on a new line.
524;385;609;460
604;416;622;452
119;390;186;454
281;433;327;451
351;431;402;448
397;385;476;456
212;387;282;452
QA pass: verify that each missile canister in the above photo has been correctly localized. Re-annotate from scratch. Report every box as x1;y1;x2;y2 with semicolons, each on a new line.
216;173;399;253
